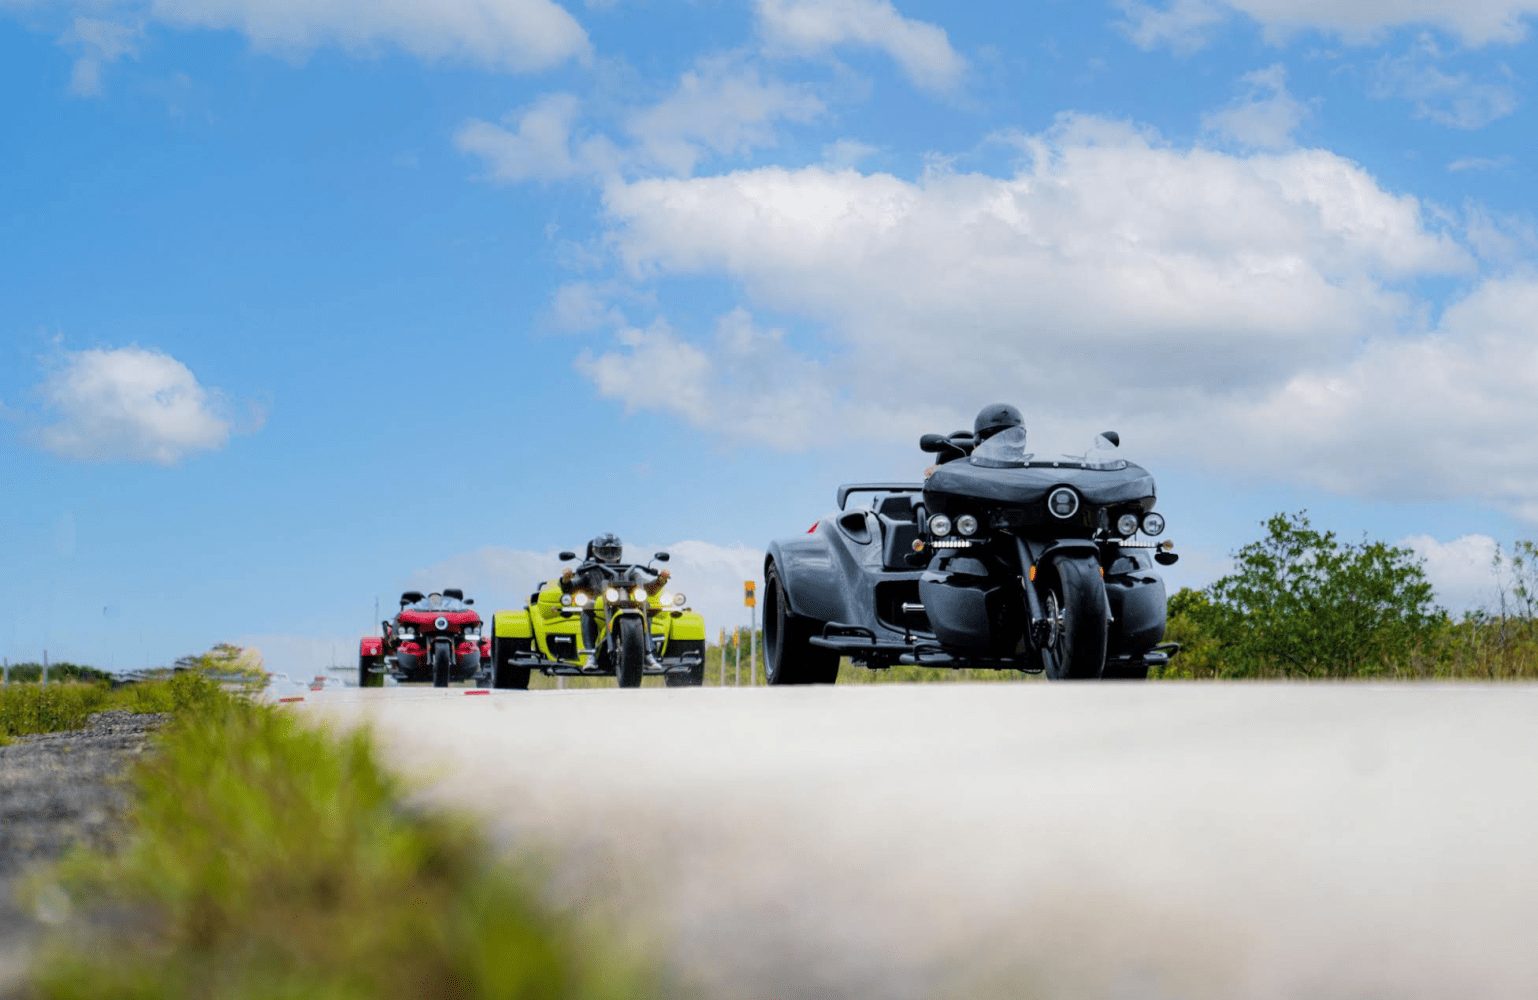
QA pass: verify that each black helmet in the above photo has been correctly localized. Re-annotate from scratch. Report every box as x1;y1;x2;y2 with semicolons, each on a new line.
588;533;623;564
974;403;1023;441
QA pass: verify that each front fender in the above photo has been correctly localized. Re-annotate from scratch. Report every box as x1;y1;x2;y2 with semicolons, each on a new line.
494;610;532;639
360;637;383;657
767;522;854;625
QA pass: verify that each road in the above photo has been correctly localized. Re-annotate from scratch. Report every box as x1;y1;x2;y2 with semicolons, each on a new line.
300;682;1538;1000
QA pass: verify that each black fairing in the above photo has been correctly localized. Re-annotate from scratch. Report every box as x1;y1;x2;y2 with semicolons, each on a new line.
925;460;1156;510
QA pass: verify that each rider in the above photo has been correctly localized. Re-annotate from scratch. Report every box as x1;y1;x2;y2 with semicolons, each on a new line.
973;403;1024;443
560;533;671;661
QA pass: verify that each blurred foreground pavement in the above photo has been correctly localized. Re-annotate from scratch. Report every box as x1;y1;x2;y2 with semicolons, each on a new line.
302;683;1538;1000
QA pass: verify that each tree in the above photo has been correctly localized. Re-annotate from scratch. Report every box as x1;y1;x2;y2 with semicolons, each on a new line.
1200;511;1444;677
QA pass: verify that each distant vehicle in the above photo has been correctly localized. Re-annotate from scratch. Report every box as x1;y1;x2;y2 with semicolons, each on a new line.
488;544;706;689
359;589;490;689
763;406;1180;682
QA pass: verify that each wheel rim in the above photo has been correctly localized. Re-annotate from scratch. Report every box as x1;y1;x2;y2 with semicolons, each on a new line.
765;575;783;682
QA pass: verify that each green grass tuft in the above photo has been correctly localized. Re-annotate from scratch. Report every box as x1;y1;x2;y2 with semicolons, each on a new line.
30;683;668;1000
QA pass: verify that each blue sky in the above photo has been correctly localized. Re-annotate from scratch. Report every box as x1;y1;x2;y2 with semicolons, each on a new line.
2;0;1536;677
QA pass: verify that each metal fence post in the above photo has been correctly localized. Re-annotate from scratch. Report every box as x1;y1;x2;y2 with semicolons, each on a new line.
42;649;48;686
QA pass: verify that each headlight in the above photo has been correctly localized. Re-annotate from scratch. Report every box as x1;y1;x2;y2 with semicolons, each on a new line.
574;592;589;607
1047;488;1079;519
396;628;415;640
633;587;648;602
434;616;449;630
658;591;672;606
605;588;620;603
1116;513;1140;537
560;593;573;607
1142;512;1166;536
956;514;979;537
929;514;952;537
464;627;481;639
673;592;686;607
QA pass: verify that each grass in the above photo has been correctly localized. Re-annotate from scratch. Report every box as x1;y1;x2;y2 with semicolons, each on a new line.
0;673;232;744
25;673;670;1000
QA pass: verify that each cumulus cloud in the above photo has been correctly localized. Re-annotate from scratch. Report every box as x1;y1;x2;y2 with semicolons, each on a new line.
625;53;825;175
61;15;142;96
459;56;821;182
1372;36;1520;129
756;0;967;93
12;0;590;79
455;93;615;183
33;345;255;465
1121;0;1538;48
1202;63;1311;149
406;539;767;641
577;114;1538;519
1400;534;1502;614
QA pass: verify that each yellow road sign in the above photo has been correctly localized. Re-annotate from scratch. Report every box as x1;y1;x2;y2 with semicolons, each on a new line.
744;581;756;607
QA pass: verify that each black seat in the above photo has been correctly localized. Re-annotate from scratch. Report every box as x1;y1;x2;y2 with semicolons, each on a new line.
875;493;920;569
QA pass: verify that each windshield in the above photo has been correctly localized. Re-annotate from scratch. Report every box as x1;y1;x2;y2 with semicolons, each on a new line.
404;595;470;613
969;426;1032;468
969;426;1129;471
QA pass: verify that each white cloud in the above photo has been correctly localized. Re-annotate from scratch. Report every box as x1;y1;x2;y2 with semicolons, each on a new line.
756;0;967;93
625;53;825;175
62;15;142;96
1372;37;1520;129
1202;63;1311;150
147;0;590;71
406;539;768;642
1448;155;1514;172
34;345;253;465
1400;534;1501;613
455;93;611;183
579;114;1538;518
822;137;879;168
1122;0;1538;48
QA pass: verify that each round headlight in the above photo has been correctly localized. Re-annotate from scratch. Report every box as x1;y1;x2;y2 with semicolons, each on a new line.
560;593;573;607
1047;488;1079;519
658;592;672;607
1142;512;1166;536
673;592;686;607
930;514;952;537
605;588;620;603
434;616;449;631
633;587;648;602
1116;513;1140;537
575;592;589;607
956;514;979;536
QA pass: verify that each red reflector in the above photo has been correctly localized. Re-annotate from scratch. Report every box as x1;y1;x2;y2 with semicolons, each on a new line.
278;696;304;703
807;522;818;533
465;690;490;696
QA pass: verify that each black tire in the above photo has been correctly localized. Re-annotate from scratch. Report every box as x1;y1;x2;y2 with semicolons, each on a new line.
1039;555;1109;680
615;616;646;688
764;562;840;685
432;642;452;688
358;654;384;689
491;636;532;690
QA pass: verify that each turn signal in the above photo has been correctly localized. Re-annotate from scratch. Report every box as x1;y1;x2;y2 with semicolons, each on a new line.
912;539;925;552
1028;565;1036;581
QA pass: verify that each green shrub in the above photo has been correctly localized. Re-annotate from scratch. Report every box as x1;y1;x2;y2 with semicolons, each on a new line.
31;690;666;1000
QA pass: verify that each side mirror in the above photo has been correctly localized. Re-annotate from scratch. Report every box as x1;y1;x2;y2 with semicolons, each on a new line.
1100;431;1120;447
655;551;670;562
919;433;949;454
558;551;576;561
464;598;474;606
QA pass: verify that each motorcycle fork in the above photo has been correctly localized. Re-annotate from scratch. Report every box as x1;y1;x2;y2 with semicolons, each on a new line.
1016;536;1047;638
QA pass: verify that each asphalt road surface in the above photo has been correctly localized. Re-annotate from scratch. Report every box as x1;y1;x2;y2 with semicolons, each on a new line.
300;683;1538;1000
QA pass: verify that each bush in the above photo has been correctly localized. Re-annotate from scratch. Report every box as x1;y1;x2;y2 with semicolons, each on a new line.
32;689;666;1000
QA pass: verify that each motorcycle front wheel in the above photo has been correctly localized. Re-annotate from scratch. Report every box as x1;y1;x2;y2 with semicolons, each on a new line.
358;653;384;689
615;616;646;688
432;642;453;688
1039;554;1109;680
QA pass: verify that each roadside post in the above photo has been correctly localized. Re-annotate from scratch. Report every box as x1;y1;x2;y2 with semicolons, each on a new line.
42;650;48;686
718;628;726;686
734;627;741;686
745;581;757;686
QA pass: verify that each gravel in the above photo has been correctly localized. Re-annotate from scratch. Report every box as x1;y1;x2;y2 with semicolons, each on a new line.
0;710;168;995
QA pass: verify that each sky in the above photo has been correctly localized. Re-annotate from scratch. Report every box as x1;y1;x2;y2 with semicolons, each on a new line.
2;0;1536;678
